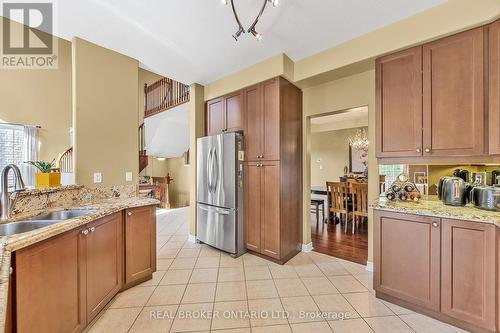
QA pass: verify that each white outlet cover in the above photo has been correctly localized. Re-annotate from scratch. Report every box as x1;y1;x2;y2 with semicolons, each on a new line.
319;165;323;170
125;172;133;182
93;172;102;183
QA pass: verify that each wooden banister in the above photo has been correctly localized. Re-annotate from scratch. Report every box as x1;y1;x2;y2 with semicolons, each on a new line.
56;147;73;173
144;77;190;118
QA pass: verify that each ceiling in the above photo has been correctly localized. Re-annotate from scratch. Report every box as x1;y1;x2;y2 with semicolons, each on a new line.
311;106;368;132
50;0;445;84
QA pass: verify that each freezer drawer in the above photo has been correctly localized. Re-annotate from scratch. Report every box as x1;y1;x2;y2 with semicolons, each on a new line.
196;203;237;254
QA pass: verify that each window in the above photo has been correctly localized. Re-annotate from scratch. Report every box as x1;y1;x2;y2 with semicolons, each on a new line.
0;123;25;189
379;164;408;195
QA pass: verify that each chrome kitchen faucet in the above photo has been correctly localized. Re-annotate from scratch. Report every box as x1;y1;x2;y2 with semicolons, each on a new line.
0;164;26;221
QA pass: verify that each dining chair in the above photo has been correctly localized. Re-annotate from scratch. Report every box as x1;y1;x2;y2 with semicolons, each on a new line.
326;181;349;225
350;182;368;233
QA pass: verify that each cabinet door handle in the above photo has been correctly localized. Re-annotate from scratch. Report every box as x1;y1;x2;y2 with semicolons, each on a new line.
432;222;439;228
127;211;132;216
425;148;431;153
90;227;96;233
416;148;422;153
82;229;89;235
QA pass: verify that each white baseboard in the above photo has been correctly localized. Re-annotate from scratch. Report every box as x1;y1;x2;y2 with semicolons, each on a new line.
301;242;313;252
365;261;373;272
187;234;197;243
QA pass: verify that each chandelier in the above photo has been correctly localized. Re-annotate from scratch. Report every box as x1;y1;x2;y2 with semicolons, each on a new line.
348;128;369;152
222;0;279;41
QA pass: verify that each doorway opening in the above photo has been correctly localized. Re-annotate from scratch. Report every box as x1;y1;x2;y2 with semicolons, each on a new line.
309;106;369;265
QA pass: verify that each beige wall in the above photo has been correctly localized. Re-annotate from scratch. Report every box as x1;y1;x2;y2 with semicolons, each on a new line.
204;54;293;100
72;37;139;187
188;84;205;235
0;17;72;162
140;156;168;177
138;68;162;125
311;127;368;186
165;157;190;208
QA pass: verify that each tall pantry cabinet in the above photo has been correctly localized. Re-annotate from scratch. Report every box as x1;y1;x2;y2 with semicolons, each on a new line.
205;77;303;263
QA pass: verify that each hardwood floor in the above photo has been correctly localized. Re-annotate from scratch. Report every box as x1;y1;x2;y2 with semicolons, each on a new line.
310;214;368;265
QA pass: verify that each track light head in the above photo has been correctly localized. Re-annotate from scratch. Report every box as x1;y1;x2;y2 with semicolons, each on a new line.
221;0;228;5
249;27;263;41
268;0;279;7
232;26;245;41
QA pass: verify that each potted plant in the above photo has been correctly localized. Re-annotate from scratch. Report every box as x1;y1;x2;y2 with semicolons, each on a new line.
25;159;61;188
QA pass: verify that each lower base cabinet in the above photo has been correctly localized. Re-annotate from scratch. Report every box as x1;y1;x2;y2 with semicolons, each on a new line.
374;210;498;332
124;206;156;287
11;205;156;333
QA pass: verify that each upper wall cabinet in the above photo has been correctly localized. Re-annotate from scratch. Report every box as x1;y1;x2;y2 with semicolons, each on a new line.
376;27;487;160
490;20;500;155
422;27;484;157
206;91;244;136
376;47;423;157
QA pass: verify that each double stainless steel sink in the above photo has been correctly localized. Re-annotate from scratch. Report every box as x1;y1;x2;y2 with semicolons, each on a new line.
0;209;97;236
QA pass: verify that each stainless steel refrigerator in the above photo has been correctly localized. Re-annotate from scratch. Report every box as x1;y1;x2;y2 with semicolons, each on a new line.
196;132;245;257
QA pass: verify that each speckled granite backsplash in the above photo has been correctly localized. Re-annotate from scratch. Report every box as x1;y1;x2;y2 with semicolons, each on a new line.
10;184;138;218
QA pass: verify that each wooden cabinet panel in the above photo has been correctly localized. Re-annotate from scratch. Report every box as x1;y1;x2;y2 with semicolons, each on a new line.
125;205;156;287
423;27;485;156
225;91;244;132
376;47;423;158
85;213;122;322
245;162;262;252
244;85;262;161
262;78;280;161
374;211;440;311
206;97;225;136
15;228;86;333
261;161;281;259
441;219;496;331
490;20;500;155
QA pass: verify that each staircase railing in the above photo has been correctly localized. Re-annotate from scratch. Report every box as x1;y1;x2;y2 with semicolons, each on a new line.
144;78;190;118
139;123;148;172
56;147;73;173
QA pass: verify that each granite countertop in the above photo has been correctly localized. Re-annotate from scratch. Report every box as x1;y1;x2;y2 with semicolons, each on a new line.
371;195;500;227
0;196;159;332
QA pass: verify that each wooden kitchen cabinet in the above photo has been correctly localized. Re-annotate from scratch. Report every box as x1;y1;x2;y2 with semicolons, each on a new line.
376;26;487;160
124;205;156;288
15;227;86;333
422;27;485;157
244;84;262;161
244;162;262;253
206;97;226;135
206;91;244;136
260;161;281;259
85;213;123;322
374;210;500;333
441;218;496;331
374;211;441;311
490;19;500;155
245;161;281;260
209;76;302;263
376;47;423;158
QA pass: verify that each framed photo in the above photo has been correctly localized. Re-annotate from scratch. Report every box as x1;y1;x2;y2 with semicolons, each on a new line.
349;145;367;174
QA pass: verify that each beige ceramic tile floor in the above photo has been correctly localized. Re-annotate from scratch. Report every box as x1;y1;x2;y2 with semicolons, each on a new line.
87;207;469;333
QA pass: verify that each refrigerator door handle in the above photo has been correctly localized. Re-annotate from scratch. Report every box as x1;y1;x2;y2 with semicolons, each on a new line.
207;147;213;193
212;148;219;193
197;204;231;215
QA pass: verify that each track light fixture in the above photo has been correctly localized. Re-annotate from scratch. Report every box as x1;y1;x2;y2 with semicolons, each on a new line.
223;0;277;41
233;26;245;41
